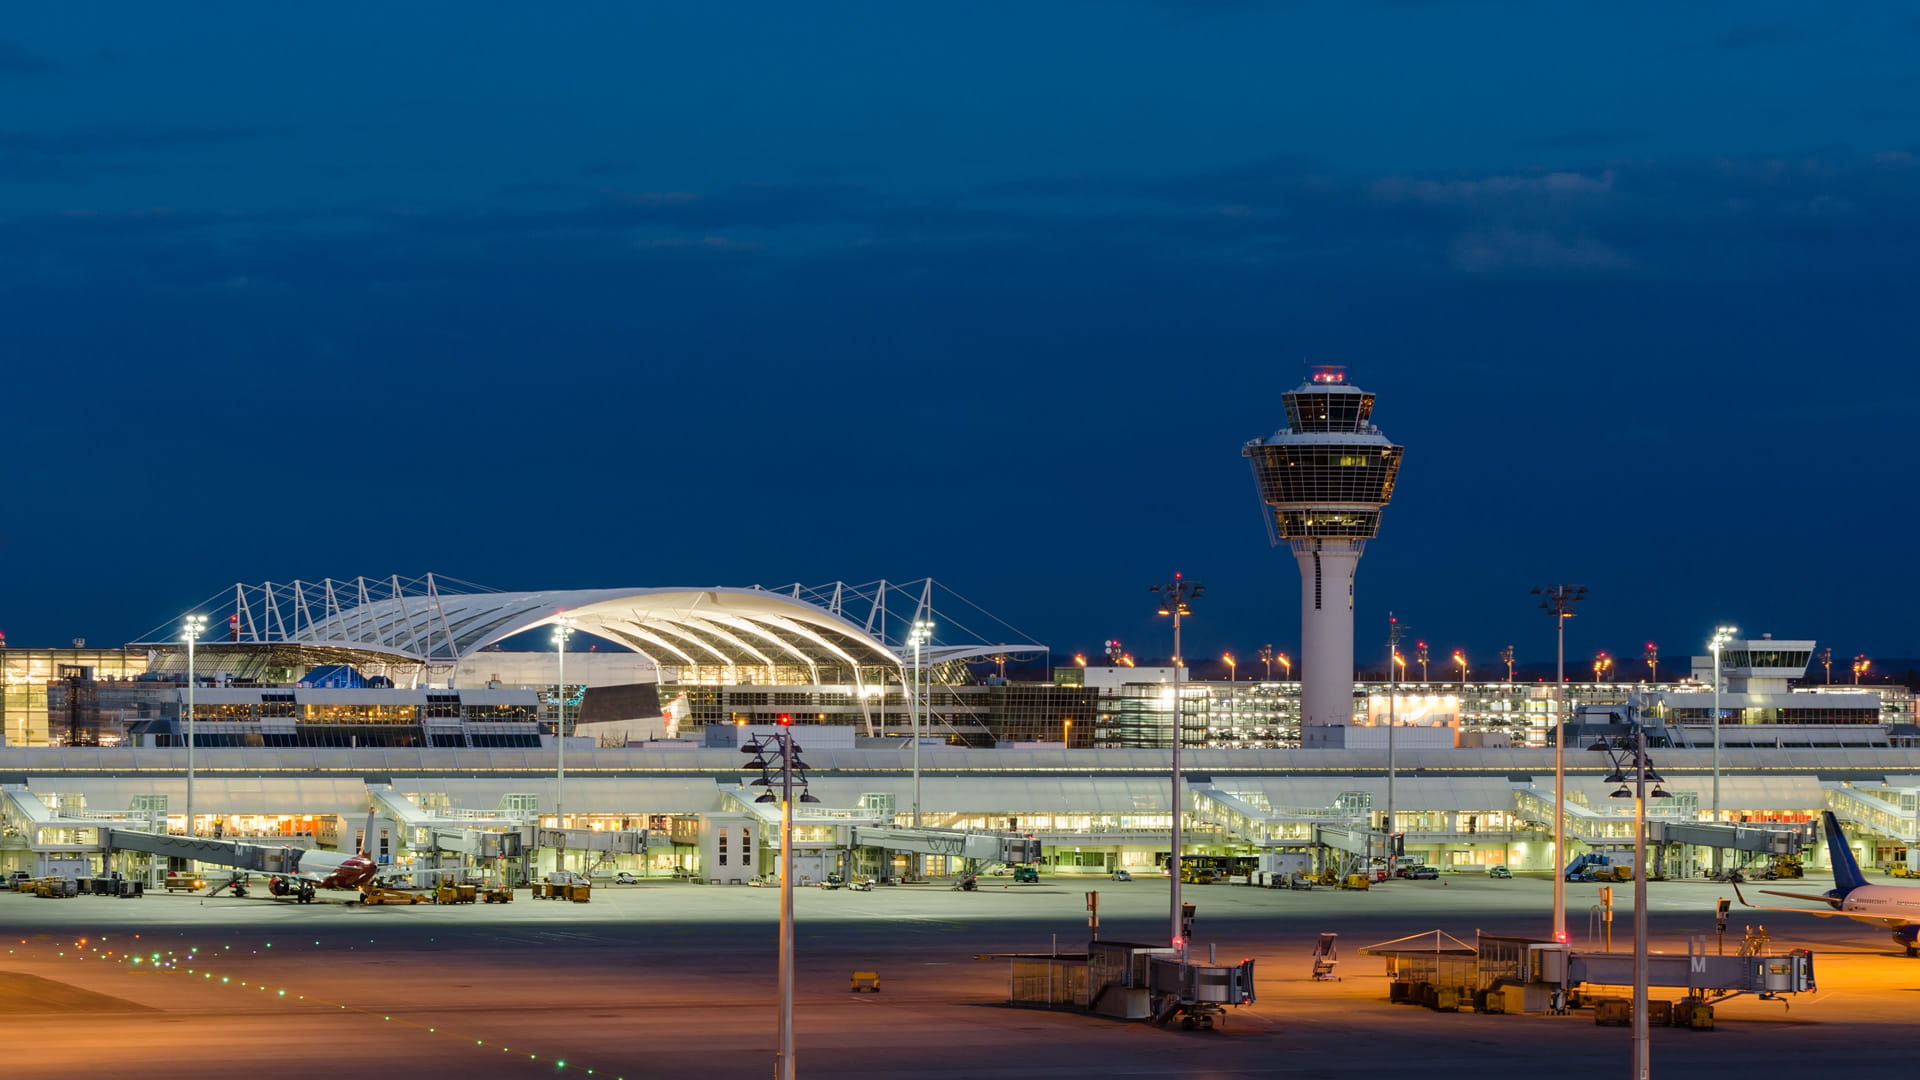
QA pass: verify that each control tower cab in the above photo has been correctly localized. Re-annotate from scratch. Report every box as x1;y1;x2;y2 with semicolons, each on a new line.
1243;367;1403;744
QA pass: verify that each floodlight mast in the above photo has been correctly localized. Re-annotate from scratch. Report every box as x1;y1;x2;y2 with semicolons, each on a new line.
1152;573;1202;958
908;619;934;880
1593;718;1668;1080
1533;583;1587;943
552;614;576;875
1386;615;1407;839
1708;625;1738;877
181;614;207;837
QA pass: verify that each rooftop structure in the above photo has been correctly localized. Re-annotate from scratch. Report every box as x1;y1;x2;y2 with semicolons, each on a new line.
130;574;1044;691
1243;367;1404;743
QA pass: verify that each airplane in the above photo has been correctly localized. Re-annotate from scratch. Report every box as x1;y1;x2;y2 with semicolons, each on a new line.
188;812;389;904
1732;809;1920;956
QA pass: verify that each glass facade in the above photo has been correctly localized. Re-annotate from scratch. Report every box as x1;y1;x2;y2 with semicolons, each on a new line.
1720;648;1815;671
1271;508;1383;538
1281;388;1374;432
1245;443;1403;507
1;648;150;746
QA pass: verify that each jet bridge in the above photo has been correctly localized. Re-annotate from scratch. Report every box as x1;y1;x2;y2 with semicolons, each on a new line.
847;826;1040;864
100;828;307;874
715;784;1039;871
1649;820;1808;855
365;784;642;873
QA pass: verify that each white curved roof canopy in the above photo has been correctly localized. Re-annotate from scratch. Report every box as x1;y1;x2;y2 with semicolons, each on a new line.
289;586;902;676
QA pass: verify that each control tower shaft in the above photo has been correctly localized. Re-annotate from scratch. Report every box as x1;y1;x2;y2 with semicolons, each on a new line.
1243;367;1403;743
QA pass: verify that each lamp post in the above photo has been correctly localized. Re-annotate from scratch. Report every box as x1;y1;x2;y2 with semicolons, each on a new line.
744;719;817;1080
1708;625;1737;875
1533;584;1588;944
1222;652;1236;682
1818;647;1831;684
1062;717;1073;748
181;614;207;837
1387;615;1407;839
551;614;576;875
1415;642;1428;682
908;620;933;837
1453;649;1468;686
1643;642;1658;684
1151;573;1203;957
1258;644;1273;681
1853;654;1870;685
1593;651;1612;684
1276;652;1291;680
1591;720;1667;1080
1500;644;1515;683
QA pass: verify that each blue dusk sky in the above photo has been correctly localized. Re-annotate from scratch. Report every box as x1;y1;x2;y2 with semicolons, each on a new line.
3;2;1917;671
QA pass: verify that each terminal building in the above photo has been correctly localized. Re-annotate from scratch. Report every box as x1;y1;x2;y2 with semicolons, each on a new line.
4;573;1919;887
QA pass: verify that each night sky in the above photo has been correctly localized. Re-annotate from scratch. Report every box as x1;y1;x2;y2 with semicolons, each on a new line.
4;3;1917;671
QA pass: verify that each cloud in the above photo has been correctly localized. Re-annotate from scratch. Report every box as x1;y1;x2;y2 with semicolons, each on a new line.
0;125;294;157
1717;23;1822;50
4;148;1916;293
1510;129;1649;152
1450;226;1631;273
0;124;300;183
0;40;49;77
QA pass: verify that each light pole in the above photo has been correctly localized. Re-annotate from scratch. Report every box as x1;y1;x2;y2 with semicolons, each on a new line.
1533;584;1588;944
1500;644;1515;683
1387;615;1407;840
745;719;817;1080
1643;642;1658;683
1593;651;1612;684
552;614;575;875
1591;720;1667;1080
1853;654;1870;685
1258;644;1273;681
1416;642;1428;682
1222;652;1236;682
1453;649;1468;685
1152;573;1203;956
1276;652;1291;681
909;620;933;878
180;614;207;837
1819;647;1831;684
1707;625;1737;876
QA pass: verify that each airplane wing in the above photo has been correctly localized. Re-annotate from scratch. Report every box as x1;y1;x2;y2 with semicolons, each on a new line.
1734;883;1909;929
1732;882;1842;917
1760;888;1846;905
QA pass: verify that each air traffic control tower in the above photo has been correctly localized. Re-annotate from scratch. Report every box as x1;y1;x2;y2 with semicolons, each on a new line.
1243;367;1403;747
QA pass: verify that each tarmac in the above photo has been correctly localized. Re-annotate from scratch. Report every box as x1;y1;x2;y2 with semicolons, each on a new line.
3;871;1916;1079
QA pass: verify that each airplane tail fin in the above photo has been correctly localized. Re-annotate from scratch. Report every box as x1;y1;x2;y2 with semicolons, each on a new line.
1822;810;1868;896
360;807;376;859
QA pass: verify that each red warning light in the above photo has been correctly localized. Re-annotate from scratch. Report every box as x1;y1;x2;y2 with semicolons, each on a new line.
776;713;792;726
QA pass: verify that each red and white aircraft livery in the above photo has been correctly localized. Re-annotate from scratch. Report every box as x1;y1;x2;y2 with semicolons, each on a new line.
186;815;389;903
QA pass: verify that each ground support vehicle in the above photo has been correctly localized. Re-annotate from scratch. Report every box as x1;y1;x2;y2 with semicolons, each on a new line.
480;884;513;903
34;877;77;898
433;883;477;904
1012;866;1039;883
360;886;425;905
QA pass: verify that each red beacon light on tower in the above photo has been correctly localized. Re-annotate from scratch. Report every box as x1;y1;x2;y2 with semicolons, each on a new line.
1310;365;1348;384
